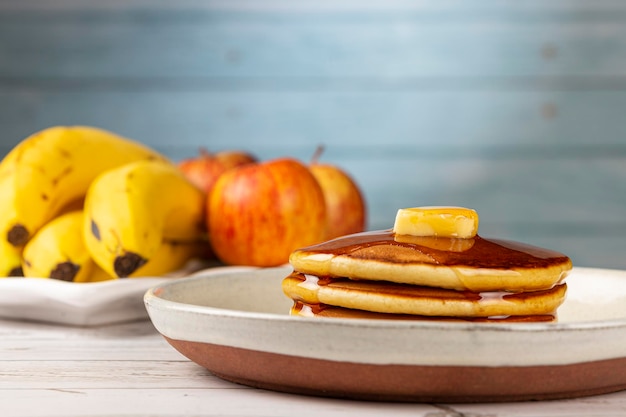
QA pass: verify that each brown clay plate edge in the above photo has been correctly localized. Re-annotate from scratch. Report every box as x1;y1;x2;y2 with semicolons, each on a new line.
164;336;626;403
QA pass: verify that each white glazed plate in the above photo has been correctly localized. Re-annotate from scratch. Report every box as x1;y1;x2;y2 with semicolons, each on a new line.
0;264;247;326
0;277;170;326
145;266;626;402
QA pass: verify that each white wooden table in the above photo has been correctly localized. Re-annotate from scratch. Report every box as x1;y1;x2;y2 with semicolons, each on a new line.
2;317;626;417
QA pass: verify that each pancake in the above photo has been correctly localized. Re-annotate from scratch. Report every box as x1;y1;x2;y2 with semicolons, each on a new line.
288;230;572;292
292;302;558;323
283;271;567;318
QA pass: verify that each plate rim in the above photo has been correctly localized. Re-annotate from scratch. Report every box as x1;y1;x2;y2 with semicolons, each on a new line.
145;265;626;331
144;265;626;367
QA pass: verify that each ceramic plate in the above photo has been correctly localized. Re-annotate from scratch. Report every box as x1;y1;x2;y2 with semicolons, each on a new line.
0;262;234;326
0;276;171;326
144;266;626;403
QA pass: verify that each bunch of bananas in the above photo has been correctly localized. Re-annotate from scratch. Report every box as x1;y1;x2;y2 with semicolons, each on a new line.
0;126;208;282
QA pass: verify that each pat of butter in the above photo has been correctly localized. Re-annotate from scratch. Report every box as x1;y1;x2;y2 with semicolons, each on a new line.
393;206;479;238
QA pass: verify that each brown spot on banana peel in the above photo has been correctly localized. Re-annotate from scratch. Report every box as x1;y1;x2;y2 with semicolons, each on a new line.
114;252;147;278
57;147;71;159
7;225;29;246
50;262;79;282
90;219;101;241
50;166;73;187
9;266;23;277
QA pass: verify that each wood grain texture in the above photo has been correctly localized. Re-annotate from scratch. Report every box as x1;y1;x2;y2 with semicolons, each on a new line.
0;0;625;268
0;318;440;417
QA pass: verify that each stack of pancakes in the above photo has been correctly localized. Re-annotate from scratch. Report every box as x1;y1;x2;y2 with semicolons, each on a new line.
282;209;572;323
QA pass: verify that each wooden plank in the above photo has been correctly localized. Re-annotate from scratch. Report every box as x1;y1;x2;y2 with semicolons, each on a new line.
0;360;227;389
513;237;626;270
0;316;156;338
2;0;625;12
1;1;626;79
0;388;439;417
2;90;626;155
0;92;624;217
0;338;186;361
0;319;184;359
350;158;626;225
347;156;626;268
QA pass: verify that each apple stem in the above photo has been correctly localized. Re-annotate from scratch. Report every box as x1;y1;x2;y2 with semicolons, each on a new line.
311;145;325;164
199;147;212;158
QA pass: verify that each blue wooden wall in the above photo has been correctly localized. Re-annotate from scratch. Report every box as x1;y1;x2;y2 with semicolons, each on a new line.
1;0;626;269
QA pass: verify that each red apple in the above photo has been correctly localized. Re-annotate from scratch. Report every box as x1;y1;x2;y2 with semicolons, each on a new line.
178;148;257;194
309;146;367;239
215;150;258;169
208;158;327;266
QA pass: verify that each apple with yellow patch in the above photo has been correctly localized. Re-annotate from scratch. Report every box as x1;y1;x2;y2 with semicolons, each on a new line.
309;146;367;240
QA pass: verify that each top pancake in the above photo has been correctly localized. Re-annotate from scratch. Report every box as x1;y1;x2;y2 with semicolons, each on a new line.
289;230;572;292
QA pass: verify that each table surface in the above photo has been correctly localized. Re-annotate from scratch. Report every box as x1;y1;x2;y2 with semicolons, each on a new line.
3;317;626;417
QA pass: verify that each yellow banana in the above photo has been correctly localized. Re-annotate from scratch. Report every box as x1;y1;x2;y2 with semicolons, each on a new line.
0;125;169;247
23;208;204;281
0;165;24;276
83;159;206;278
22;210;113;282
0;240;23;277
